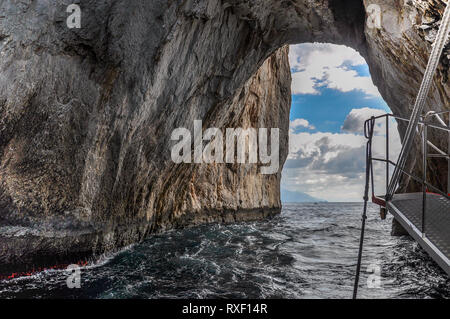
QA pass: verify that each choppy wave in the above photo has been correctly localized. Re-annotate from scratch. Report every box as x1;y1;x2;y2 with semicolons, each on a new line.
0;203;448;299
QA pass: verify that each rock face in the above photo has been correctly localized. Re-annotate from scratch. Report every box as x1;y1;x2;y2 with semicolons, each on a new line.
0;0;448;272
364;0;449;195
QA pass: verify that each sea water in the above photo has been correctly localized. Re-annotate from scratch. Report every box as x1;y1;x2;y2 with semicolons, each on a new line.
0;203;448;299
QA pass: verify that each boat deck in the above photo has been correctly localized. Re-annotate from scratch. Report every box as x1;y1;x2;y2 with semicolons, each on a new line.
388;192;450;275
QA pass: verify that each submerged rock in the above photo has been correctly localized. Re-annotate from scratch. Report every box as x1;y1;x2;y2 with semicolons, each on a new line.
0;0;448;271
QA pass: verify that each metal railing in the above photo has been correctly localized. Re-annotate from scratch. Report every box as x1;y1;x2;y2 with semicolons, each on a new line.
353;110;449;298
366;111;450;234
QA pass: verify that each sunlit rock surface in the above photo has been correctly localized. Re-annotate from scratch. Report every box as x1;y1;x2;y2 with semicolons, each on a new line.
0;0;448;271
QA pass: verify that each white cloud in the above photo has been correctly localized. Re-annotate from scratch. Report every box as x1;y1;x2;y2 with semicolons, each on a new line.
282;108;401;202
290;118;315;131
342;107;386;134
289;43;365;71
289;43;381;97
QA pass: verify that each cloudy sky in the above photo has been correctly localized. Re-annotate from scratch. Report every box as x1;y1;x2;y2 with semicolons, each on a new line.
281;43;401;202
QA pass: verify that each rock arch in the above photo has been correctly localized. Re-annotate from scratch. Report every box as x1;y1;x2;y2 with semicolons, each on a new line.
0;0;448;271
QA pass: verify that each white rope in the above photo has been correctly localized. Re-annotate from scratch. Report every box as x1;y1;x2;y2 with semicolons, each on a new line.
387;1;450;198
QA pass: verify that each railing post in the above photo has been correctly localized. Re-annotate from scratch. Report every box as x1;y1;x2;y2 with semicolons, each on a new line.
422;124;427;236
448;115;450;195
386;115;390;198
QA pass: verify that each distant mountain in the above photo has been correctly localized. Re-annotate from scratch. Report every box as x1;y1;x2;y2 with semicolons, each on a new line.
281;189;327;203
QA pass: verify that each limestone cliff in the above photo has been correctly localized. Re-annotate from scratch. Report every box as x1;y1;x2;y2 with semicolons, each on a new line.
363;0;449;193
0;0;448;272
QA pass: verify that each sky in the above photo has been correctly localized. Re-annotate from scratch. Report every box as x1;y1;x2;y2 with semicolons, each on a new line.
281;43;401;202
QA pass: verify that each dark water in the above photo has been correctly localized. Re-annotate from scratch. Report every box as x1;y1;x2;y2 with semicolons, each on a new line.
0;203;448;299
